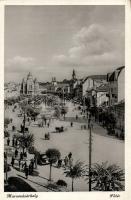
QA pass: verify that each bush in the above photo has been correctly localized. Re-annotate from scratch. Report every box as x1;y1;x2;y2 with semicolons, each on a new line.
56;179;67;187
7;177;37;192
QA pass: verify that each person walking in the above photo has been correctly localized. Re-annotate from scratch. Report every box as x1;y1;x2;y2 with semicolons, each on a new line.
15;149;18;158
47;122;50;128
7;137;10;146
64;156;69;167
24;151;27;158
29;163;32;175
12;137;15;147
19;159;21;170
20;152;23;160
70;122;73;127
69;157;73;168
68;152;72;160
57;159;62;168
25;167;29;179
15;139;18;147
23;161;27;170
11;156;15;167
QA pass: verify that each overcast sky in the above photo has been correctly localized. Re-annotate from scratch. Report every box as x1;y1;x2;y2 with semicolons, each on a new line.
5;5;125;83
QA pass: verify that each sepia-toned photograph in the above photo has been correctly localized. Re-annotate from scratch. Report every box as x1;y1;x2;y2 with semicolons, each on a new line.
4;5;125;192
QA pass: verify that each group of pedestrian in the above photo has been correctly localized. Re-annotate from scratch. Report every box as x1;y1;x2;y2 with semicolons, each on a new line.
24;159;35;179
64;152;73;168
12;137;18;148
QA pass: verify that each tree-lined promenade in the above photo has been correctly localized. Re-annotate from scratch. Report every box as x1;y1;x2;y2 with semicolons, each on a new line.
4;94;124;192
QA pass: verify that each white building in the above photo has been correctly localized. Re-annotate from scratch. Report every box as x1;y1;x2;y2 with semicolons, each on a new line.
118;67;125;102
82;75;107;97
20;72;39;96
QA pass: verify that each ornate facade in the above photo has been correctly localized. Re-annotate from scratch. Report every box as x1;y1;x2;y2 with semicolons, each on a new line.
20;72;39;96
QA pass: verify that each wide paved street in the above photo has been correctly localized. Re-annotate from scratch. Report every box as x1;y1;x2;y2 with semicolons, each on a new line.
4;100;124;191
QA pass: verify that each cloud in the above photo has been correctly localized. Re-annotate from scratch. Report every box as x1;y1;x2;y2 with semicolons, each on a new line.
53;23;124;72
5;56;35;73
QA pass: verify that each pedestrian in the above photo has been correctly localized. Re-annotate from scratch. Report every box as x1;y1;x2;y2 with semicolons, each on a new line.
4;152;7;159
76;115;78;120
70;122;73;127
12;137;15;147
64;156;69;167
29;163;32;175
15;149;18;157
69;157;73;168
24;151;27;158
47;122;50;128
20;152;23;160
11;156;15;167
12;125;15;131
68;152;72;160
25;167;29;179
19;159;21;170
15;139;18;147
7;137;10;146
22;161;27;170
58;159;62;168
31;159;34;172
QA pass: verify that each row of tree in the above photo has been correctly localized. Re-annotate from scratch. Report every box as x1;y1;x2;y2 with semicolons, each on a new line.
45;148;125;191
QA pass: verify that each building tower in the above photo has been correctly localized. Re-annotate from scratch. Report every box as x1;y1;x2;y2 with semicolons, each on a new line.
34;78;39;95
72;69;76;80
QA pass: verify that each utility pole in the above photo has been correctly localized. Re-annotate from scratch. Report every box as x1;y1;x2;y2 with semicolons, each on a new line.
5;152;8;184
89;121;92;191
23;108;26;135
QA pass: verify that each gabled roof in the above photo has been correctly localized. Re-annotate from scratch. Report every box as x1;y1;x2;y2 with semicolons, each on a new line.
83;75;107;83
107;66;125;82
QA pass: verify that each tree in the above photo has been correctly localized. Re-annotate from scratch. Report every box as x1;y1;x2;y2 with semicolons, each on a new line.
86;162;125;191
61;107;68;120
45;148;61;181
21;104;40;121
64;161;86;191
17;134;34;153
106;112;116;135
53;106;61;119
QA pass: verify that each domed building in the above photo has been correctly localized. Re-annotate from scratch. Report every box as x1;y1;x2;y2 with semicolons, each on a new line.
20;72;39;96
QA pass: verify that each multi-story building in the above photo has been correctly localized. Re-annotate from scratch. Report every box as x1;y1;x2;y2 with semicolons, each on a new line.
107;66;125;106
82;75;107;107
107;66;125;138
20;72;39;96
95;84;109;107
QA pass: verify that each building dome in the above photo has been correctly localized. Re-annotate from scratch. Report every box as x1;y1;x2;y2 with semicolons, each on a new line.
27;72;33;80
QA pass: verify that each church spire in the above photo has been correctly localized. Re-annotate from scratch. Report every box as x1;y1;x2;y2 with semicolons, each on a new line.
72;69;76;80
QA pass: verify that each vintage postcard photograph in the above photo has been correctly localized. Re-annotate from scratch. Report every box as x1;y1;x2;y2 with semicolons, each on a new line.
3;3;126;195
